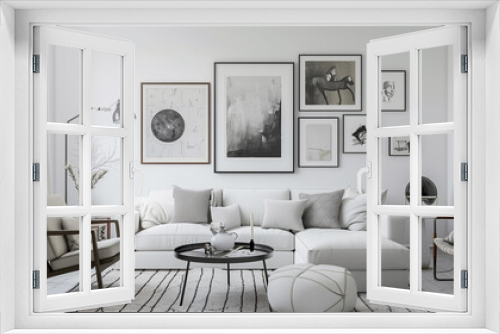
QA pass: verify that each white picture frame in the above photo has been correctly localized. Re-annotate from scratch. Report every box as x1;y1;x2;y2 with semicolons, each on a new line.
141;82;210;164
298;117;339;168
389;136;410;156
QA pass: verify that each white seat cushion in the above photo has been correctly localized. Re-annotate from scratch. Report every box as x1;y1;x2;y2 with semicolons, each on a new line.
135;223;212;251
232;226;294;251
50;238;120;271
295;229;409;270
135;224;294;251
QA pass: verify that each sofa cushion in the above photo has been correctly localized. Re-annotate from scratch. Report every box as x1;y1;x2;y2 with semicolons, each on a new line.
50;238;120;271
262;199;307;232
135;223;294;251
210;204;241;230
222;189;290;226
172;186;212;223
232;226;295;251
299;190;344;229
295;229;409;270
135;223;212;251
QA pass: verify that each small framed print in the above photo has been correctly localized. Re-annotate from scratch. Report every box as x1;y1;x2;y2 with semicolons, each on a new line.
141;82;210;164
299;118;339;168
299;54;362;111
389;136;410;156
381;70;406;112
214;62;294;173
343;114;367;154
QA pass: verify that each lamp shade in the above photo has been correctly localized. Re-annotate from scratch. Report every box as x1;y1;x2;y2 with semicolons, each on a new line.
405;176;437;205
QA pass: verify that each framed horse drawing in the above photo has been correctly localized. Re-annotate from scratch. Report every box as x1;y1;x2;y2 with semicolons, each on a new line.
299;55;362;111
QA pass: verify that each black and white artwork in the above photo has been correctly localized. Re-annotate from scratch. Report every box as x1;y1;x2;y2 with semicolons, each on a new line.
343;115;367;154
381;70;406;111
389;136;410;156
299;55;362;111
215;63;294;173
299;118;339;168
226;76;281;158
141;83;210;164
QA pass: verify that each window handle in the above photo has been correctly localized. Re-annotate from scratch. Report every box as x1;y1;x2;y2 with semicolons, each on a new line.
129;161;144;194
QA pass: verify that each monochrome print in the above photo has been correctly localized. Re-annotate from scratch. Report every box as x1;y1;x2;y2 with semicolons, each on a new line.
225;76;282;158
343;115;367;153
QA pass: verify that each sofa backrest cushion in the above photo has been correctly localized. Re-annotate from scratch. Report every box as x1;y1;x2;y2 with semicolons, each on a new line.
47;194;69;261
222;189;290;226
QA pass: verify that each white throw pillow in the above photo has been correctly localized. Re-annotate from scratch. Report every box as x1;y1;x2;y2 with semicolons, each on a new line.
210;205;241;231
262;200;307;232
444;230;454;245
340;188;387;231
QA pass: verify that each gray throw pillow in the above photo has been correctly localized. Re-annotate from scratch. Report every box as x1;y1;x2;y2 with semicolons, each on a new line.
171;186;213;223
299;190;344;229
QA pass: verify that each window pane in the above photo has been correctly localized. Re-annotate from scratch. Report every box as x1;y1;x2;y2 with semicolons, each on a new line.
420;133;453;206
47;216;82;295
380;52;409;127
421;216;454;295
378;215;410;290
420;45;453;124
91;51;122;128
47;45;82;124
380;137;410;205
48;133;81;206
91;136;122;205
90;215;122;291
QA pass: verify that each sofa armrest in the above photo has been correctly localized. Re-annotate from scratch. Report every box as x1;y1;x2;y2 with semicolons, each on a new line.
135;210;140;234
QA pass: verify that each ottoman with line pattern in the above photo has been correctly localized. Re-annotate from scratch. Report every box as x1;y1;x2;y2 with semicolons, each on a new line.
267;263;357;312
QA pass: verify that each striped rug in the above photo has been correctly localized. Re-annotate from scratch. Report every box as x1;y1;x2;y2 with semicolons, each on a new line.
75;268;429;313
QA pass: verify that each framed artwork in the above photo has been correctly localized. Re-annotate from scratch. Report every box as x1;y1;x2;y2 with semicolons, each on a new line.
299;54;362;111
381;70;406;111
214;62;294;173
298;118;339;168
343;114;367;154
389;136;410;156
141;82;210;164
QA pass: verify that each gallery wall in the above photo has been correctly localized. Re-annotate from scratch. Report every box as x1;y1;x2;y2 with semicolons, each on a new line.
51;25;453;243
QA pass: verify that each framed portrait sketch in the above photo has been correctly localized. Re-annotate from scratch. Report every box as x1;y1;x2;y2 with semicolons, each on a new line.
299;118;339;168
381;70;406;111
141;83;210;164
299;54;362;111
214;62;294;173
389;136;410;156
343;114;367;154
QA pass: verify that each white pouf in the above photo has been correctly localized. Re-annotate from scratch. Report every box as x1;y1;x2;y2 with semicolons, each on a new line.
268;263;357;312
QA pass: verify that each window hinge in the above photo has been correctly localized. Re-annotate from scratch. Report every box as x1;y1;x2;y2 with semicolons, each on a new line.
461;54;468;73
461;270;468;289
33;270;40;289
33;163;40;182
33;54;40;73
461;162;468;182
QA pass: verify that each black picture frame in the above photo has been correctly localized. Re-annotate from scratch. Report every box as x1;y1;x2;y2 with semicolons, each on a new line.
343;114;367;154
298;117;339;168
299;54;362;111
214;62;295;173
381;70;407;112
388;136;411;156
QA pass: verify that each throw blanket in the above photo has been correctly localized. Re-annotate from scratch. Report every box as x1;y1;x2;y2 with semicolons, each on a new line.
139;198;174;229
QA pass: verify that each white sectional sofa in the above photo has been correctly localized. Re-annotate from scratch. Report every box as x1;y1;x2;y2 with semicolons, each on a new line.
134;188;409;292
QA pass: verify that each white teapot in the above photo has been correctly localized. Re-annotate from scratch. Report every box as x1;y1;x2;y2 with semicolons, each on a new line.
210;223;238;251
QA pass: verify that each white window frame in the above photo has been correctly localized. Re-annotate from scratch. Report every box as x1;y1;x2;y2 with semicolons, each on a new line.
32;25;136;312
6;4;496;334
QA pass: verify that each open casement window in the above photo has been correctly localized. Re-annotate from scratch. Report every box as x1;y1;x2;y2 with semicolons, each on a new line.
33;26;135;312
366;26;468;312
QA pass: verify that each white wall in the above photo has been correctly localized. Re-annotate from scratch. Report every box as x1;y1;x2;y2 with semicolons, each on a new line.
0;2;16;333
71;26;453;198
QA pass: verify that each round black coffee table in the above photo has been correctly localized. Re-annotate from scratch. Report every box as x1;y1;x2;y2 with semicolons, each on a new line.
174;242;274;305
